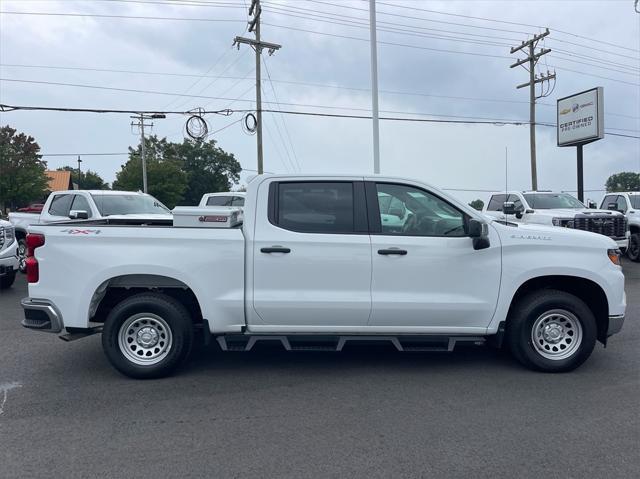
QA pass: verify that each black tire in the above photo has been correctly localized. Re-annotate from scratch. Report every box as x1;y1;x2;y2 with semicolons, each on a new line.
507;290;597;373
627;233;640;262
17;238;27;273
0;270;16;289
102;293;194;379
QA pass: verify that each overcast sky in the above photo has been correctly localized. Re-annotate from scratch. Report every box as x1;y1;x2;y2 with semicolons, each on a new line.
1;0;639;205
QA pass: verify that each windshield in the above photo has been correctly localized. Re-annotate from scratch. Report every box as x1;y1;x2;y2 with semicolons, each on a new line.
630;195;640;209
91;194;170;216
523;193;585;209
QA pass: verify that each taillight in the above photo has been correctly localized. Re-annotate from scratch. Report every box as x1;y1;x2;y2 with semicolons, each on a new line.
26;233;45;283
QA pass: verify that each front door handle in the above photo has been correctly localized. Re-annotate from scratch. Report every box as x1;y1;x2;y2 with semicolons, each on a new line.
261;246;291;254
378;248;407;255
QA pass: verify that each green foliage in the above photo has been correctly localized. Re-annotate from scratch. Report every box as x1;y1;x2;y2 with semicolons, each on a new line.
468;199;484;211
0;125;49;212
112;135;241;208
605;172;640;192
56;166;109;190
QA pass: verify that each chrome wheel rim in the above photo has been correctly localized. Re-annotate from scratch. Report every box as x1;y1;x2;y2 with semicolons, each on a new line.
118;313;173;366
531;309;582;361
18;241;26;271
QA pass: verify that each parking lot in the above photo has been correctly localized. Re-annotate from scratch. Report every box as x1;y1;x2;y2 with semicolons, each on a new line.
0;262;638;478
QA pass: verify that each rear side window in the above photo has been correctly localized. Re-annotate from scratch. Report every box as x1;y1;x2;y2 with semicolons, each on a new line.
231;196;245;206
48;194;73;216
274;182;355;233
487;194;508;211
207;196;233;206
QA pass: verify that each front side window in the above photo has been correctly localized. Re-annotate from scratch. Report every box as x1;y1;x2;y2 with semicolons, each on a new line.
601;195;617;210
48;194;73;216
207;195;233;206
507;194;524;211
275;182;354;233
487;194;508;211
91;195;170;216
523;193;584;209
375;183;466;237
70;195;93;217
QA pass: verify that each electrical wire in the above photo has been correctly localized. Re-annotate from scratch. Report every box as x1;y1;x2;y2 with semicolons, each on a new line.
0;10;246;22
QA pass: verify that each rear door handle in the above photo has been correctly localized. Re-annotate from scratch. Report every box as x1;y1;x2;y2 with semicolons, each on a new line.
261;246;291;254
378;248;407;255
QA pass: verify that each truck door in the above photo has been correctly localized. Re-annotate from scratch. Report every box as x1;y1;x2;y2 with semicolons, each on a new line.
251;180;372;327
366;181;501;330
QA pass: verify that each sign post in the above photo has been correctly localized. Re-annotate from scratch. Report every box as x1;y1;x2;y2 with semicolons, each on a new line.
557;87;604;202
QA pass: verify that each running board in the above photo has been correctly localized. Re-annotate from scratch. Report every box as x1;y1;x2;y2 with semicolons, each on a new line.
215;334;485;352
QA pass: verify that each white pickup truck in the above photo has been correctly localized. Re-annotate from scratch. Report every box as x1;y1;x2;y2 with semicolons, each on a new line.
483;191;629;250
21;175;626;378
0;219;18;289
600;192;640;262
10;190;172;271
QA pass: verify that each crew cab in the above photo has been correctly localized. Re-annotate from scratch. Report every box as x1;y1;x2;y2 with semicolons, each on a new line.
600;192;640;262
21;175;626;378
10;190;171;271
483;191;629;250
0;219;18;289
198;192;245;207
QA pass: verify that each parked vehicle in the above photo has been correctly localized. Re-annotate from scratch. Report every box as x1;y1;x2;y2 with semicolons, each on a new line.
9;190;172;272
600;192;640;262
198;192;246;207
0;219;18;289
21;175;626;378
483;191;629;250
17;203;44;213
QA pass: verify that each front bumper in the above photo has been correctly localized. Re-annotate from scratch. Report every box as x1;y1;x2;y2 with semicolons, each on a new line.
607;314;625;337
614;238;629;250
21;298;64;333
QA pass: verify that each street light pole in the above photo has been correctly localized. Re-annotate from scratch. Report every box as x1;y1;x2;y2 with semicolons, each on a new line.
369;0;380;174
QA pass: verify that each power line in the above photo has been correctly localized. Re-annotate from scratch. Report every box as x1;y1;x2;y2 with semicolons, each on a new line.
0;10;246;22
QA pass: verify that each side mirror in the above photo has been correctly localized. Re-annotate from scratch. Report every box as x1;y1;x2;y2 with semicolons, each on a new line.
69;210;89;220
468;218;490;250
607;202;617;211
587;200;597;209
502;201;517;215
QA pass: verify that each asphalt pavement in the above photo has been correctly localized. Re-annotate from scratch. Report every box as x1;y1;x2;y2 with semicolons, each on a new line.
1;262;638;479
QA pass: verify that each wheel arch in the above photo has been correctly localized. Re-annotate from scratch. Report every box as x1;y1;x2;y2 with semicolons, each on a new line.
506;275;610;345
88;274;204;325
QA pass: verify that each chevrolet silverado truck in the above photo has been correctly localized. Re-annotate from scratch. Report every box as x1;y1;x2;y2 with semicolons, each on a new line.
21;175;626;378
483;191;629;250
600;192;640;262
0;219;18;289
10;189;172;272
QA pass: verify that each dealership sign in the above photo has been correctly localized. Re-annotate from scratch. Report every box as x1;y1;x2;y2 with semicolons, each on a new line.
557;87;604;147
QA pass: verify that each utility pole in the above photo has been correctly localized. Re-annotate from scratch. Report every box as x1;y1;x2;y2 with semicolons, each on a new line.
234;0;281;174
130;113;165;193
510;28;555;191
76;155;82;189
369;0;380;174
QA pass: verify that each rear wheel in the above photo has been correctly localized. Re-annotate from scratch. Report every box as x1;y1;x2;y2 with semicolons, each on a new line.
507;290;597;372
627;233;640;262
102;293;194;379
0;270;16;289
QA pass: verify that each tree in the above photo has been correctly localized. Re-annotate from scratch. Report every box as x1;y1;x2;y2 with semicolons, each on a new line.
469;199;484;211
606;172;640;192
0;125;49;212
112;135;241;208
57;166;109;190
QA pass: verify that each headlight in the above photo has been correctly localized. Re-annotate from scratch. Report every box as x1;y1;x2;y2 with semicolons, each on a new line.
608;248;622;266
6;226;15;246
552;217;574;228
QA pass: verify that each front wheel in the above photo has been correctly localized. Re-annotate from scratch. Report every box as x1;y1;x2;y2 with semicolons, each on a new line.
507;290;597;372
102;293;194;379
0;270;16;289
17;239;27;273
627;233;640;262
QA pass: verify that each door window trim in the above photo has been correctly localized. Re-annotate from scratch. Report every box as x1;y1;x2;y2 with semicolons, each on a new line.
365;181;471;237
267;180;369;234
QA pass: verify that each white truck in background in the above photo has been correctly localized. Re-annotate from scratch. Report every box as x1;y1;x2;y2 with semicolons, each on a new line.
0;219;18;289
9;190;172;271
483;191;629;251
600;192;640;262
21;175;626;379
